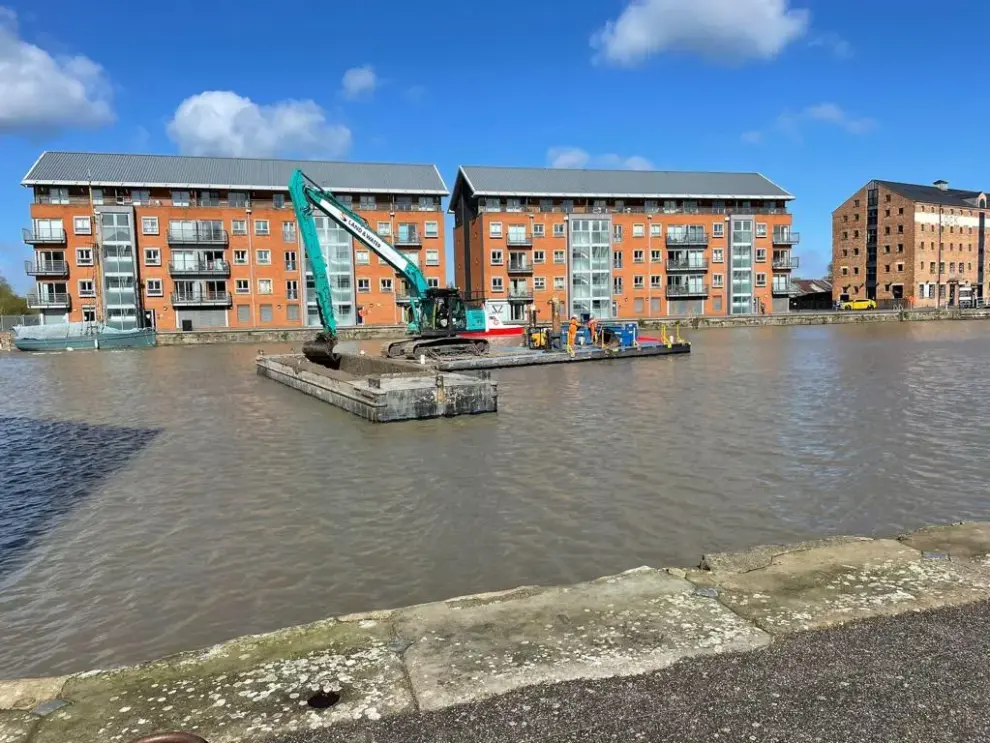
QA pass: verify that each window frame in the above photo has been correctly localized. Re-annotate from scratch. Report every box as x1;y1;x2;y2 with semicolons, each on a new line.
146;278;164;297
144;248;161;266
254;219;270;236
256;249;272;265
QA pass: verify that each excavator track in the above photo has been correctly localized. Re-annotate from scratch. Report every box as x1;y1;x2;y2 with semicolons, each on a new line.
386;336;489;360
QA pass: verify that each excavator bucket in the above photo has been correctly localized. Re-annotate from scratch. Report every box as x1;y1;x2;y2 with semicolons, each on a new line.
302;332;341;369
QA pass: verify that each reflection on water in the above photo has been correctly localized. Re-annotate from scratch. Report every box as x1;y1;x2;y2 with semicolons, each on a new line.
2;321;990;678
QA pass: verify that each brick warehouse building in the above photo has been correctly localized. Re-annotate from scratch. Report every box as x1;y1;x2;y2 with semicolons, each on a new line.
832;179;990;308
20;152;448;330
449;166;800;321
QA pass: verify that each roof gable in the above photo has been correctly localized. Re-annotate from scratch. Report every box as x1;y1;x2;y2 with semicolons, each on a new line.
22;151;449;195
875;180;988;209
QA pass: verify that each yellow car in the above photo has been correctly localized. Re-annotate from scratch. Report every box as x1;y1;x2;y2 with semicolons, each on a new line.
840;298;878;311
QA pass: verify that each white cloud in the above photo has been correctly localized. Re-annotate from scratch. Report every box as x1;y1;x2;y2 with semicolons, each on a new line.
547;147;654;171
0;7;113;132
341;65;378;100
809;32;853;59
745;102;876;143
591;0;810;66
167;91;352;158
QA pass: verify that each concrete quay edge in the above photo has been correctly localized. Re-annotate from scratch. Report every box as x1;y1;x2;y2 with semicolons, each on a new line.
3;520;990;743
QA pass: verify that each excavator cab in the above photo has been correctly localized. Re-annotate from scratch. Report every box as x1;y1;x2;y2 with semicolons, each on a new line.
418;288;470;337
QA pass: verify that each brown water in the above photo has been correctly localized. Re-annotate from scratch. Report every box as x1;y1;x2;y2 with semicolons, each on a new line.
2;322;990;678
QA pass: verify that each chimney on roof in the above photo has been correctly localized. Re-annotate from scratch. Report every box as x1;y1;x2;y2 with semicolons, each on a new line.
934;179;949;191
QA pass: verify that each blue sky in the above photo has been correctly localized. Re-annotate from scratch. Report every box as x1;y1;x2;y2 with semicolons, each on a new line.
2;0;989;291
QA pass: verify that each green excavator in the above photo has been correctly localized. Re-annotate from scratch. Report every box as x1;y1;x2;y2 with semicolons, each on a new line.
288;169;490;367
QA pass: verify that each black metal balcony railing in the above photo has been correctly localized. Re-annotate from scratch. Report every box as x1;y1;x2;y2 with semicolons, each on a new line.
22;227;66;244
27;292;70;308
24;259;69;276
395;232;422;246
508;261;533;274
772;255;801;270
508;289;534;302
170;290;232;306
773;231;801;245
666;283;709;298
666;258;709;272
167;227;229;245
168;260;231;277
506;232;533;246
666;232;709;245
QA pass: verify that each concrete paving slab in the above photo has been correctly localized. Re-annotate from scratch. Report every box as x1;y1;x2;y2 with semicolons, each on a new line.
692;537;990;634
394;567;770;711
899;520;990;560
32;618;413;743
0;677;67;711
0;712;38;743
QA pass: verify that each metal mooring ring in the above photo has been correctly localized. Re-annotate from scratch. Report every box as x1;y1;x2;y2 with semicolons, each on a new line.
128;734;209;743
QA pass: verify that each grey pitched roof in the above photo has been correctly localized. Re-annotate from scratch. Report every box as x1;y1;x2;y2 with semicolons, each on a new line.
21;151;448;195
875;180;987;209
450;165;793;207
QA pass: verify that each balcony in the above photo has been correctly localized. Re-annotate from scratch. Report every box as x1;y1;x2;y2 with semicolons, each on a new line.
168;260;231;277
167;226;229;245
666;283;709;298
24;259;68;277
508;260;533;275
22;227;66;245
508;289;534;302
170;290;232;307
666;232;709;246
773;231;801;245
27;292;70;309
772;255;801;270
395;231;422;247
667;258;709;272
772;281;794;296
506;232;533;247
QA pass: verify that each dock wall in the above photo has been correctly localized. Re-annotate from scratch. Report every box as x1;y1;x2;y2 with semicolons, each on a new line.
4;520;990;743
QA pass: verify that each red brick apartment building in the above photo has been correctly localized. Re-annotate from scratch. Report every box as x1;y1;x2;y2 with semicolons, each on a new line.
833;179;990;307
21;152;448;330
449;166;800;321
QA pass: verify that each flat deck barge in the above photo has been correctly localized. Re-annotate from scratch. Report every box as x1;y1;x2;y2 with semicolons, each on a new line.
433;338;691;371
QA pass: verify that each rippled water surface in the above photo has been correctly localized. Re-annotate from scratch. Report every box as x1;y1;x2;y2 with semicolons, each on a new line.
3;322;990;677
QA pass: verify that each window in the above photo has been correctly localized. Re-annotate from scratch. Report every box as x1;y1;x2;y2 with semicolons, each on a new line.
427;278;440;288
272;193;285;210
146;279;163;297
853;267;860;275
532;277;545;290
553;276;565;290
254;220;270;236
899;207;904;215
82;306;96;323
613;276;623;294
73;216;92;235
713;273;724;288
144;248;161;266
842;267;849;276
286;304;300;322
613;251;623;269
650;249;662;263
234;250;248;265
756;223;767;237
950;263;956;273
712;222;724;238
235;279;250;294
756;248;767;262
284;251;297;270
257;279;273;295
898;224;904;234
533;223;545;237
884;226;891;235
90;189;103;205
613;224;623;241
377;221;392;236
713;248;724;263
884;245;891;254
755;272;767;287
229;192;248;208
633;224;645;238
76;248;93;266
884;264;891;273
286;280;299;300
259;304;273;323
650;223;662;237
282;222;296;243
357;278;370;293
355;250;370;265
423;221;439;238
534;250;546;263
232;219;247;235
139;216;158;236
854;199;860;207
843;231;849;239
634;275;645;289
553;250;565;264
78;280;95;297
506;198;522;212
131;189;150;205
490;222;503;238
172;190;190;206
491;276;504;292
634;249;645;263
490;249;503;265
897;243;904;253
885;209;891;217
553;223;565;237
425;249;440;266
897;263;904;272
256;249;271;265
380;278;394;293
651;275;662;288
